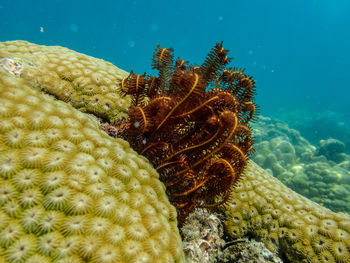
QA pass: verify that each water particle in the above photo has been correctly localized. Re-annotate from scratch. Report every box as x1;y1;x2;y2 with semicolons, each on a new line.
128;40;135;48
69;24;78;32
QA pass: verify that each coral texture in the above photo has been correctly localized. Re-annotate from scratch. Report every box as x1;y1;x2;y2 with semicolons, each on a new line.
0;40;130;122
224;161;350;263
0;68;184;262
181;209;224;262
113;43;257;220
219;239;283;263
252;116;350;214
1;41;350;263
316;138;347;163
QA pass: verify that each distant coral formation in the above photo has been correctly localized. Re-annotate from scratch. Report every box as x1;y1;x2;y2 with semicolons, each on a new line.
252;116;350;214
316;138;347;163
278;109;350;155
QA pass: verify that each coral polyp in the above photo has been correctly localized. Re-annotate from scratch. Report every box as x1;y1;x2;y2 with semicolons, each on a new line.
111;42;258;220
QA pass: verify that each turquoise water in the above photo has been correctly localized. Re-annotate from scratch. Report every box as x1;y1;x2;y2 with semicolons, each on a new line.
1;0;349;115
1;0;349;171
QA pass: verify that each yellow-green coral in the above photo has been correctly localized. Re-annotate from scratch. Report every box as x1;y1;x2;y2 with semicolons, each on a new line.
0;40;130;122
0;67;184;262
223;161;350;262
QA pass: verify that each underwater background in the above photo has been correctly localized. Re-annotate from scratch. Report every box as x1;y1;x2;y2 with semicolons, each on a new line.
1;0;350;213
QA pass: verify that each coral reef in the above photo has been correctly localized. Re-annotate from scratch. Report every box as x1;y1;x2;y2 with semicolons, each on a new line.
224;161;350;262
181;208;283;263
316;138;347;163
1;40;350;263
0;40;130;123
277;109;350;155
219;239;283;263
112;43;257;220
0;66;184;262
0;57;23;76
181;209;224;262
252;116;350;214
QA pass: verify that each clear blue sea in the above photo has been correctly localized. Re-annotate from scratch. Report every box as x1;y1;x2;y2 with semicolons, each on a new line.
1;0;349;150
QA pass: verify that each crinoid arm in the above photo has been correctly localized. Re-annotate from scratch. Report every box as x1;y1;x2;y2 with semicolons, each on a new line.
115;43;258;222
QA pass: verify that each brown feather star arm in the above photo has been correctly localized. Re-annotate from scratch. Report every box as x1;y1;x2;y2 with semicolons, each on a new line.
113;42;258;222
200;41;231;84
152;45;175;94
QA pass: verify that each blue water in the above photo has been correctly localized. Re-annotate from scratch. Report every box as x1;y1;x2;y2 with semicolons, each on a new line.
1;0;349;135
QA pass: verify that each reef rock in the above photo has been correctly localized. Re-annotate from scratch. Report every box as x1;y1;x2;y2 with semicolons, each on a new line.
316;138;347;163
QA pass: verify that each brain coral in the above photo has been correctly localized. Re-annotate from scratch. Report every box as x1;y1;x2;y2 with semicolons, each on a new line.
1;40;350;263
0;40;130;123
224;161;350;263
0;65;184;262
